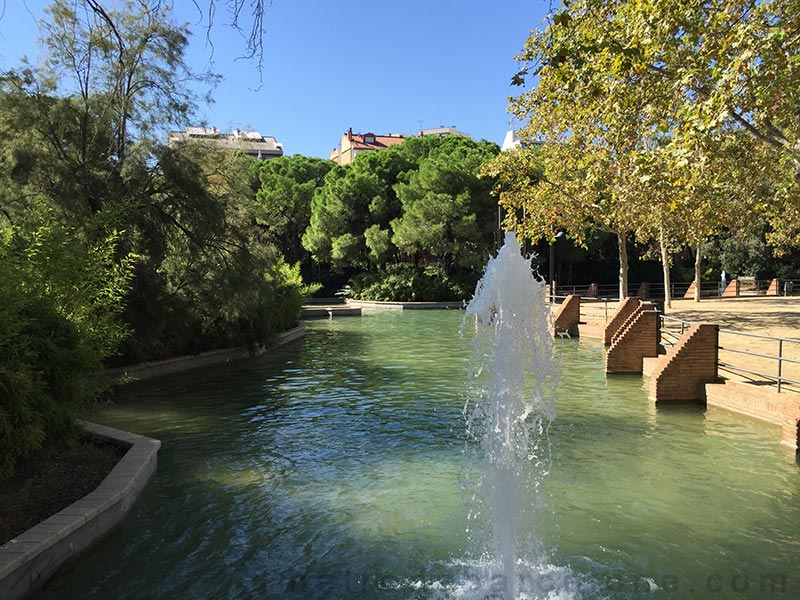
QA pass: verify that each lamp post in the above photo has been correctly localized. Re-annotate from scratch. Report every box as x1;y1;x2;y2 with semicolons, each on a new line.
549;231;564;303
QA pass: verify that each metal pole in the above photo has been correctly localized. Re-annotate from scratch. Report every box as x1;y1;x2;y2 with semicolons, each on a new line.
549;241;555;303
778;339;783;393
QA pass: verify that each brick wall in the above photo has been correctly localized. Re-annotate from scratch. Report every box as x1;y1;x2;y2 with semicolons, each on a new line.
722;279;739;297
781;400;800;449
767;278;780;296
554;295;581;337
603;297;639;345
649;323;719;403
605;306;659;373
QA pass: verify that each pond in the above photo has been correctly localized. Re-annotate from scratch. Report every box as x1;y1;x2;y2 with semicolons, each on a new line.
41;310;800;599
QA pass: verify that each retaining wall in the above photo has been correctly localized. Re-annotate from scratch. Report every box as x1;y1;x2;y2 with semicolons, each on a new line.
93;322;306;386
346;300;464;310
0;423;160;600
553;295;581;337
648;324;719;403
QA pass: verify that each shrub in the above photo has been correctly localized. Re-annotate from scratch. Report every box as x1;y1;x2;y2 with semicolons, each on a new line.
349;264;478;302
0;224;131;479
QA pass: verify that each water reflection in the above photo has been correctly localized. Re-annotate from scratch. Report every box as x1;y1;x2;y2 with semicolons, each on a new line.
38;310;800;600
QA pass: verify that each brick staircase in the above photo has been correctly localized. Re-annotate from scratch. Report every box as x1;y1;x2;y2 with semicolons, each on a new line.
605;302;659;373
648;323;719;403
603;297;639;345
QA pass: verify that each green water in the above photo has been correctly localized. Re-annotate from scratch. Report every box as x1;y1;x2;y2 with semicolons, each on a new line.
40;310;800;599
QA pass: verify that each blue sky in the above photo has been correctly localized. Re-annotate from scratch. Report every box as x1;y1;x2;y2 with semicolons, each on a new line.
0;0;550;158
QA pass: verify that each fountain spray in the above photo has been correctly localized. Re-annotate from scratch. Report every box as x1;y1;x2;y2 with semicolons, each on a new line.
464;231;557;599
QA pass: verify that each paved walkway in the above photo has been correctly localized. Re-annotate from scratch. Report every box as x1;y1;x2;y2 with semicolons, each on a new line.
579;296;800;391
663;296;800;340
664;297;800;389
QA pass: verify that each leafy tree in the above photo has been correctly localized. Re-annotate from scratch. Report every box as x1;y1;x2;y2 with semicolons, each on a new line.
303;146;414;268
118;142;310;361
255;155;333;264
509;0;800;300
41;0;217;159
302;135;499;299
303;167;385;266
392;136;500;271
2;1;309;364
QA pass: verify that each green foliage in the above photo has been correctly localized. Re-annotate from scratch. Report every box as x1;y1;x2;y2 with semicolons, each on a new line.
303;166;391;267
364;224;392;265
0;225;132;479
349;264;476;302
505;0;800;298
0;1;315;478
301;135;500;300
115;144;310;361
392;137;500;271
255;155;334;264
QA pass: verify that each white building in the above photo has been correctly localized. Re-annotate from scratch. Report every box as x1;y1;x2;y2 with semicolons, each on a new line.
169;127;284;160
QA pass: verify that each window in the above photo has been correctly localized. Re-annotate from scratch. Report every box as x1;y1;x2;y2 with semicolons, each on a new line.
364;135;375;144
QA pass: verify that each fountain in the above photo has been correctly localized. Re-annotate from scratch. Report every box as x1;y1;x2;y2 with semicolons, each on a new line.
462;231;560;599
37;233;800;600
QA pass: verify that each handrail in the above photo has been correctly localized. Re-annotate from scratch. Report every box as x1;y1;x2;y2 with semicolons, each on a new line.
718;327;800;344
551;277;799;301
656;312;800;393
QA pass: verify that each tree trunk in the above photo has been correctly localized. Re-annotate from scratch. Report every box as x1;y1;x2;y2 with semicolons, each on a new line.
660;225;672;310
693;238;702;302
618;231;628;299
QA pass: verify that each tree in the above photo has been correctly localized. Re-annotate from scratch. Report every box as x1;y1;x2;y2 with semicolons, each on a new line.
392;136;500;271
302;145;414;268
2;1;307;361
506;0;798;300
507;0;796;301
41;0;217;160
72;1;271;74
255;155;334;265
301;135;500;300
303;166;385;267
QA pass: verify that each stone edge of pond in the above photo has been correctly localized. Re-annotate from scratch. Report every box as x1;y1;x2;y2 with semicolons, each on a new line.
347;300;465;310
90;321;306;386
0;422;161;600
0;323;307;599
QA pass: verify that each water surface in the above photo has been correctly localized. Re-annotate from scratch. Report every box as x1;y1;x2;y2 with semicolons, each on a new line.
40;310;800;599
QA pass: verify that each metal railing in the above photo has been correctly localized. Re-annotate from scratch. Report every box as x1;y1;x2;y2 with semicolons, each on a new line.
657;313;800;393
552;278;800;301
717;328;800;393
551;294;800;393
550;293;615;323
659;315;689;350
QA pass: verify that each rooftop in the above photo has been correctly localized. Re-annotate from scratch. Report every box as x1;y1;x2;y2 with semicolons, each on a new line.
169;128;284;159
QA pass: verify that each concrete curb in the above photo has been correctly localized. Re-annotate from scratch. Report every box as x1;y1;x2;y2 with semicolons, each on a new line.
91;322;306;386
301;306;361;319
346;300;465;310
0;324;306;598
0;423;161;600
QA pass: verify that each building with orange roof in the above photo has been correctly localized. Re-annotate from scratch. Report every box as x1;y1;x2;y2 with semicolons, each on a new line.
329;128;407;165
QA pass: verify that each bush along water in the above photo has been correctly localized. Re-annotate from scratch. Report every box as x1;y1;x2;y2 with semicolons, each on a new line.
348;264;479;302
0;224;132;479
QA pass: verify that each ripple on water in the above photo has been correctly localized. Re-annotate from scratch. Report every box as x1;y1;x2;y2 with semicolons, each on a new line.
42;311;800;600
